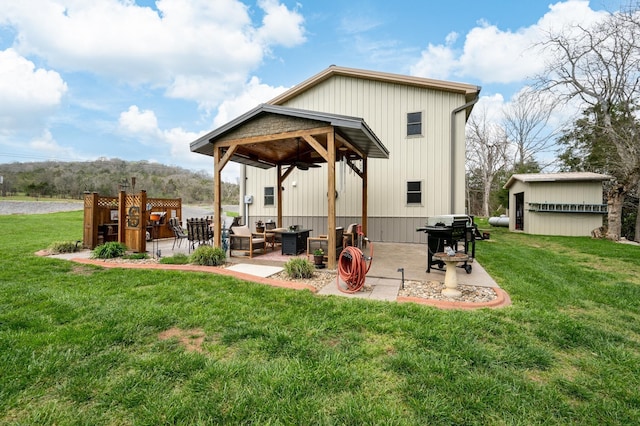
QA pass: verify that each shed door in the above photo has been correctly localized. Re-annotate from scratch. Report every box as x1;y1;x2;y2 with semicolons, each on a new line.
515;192;524;230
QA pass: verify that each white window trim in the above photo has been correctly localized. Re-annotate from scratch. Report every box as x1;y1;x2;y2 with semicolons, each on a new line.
264;186;275;207
406;111;423;138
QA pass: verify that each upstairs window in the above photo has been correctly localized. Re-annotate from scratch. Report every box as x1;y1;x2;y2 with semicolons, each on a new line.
407;111;422;136
264;186;275;206
407;181;422;205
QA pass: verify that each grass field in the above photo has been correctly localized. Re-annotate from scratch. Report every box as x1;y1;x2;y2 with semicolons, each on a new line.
1;211;639;424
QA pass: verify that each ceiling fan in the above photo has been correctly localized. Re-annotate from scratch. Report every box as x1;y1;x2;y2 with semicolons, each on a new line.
286;138;320;171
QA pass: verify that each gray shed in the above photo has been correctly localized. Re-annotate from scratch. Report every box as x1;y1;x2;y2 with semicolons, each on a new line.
503;172;611;236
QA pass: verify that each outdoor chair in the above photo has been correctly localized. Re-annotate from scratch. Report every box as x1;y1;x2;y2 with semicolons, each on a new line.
229;225;266;258
168;217;187;250
343;223;359;247
186;218;213;252
306;227;344;261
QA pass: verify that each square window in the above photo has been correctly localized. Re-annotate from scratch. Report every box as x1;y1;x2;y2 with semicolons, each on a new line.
264;187;275;206
407;181;422;204
407;112;422;136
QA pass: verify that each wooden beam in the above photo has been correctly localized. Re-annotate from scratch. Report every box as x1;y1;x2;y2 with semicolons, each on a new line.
301;134;328;162
277;165;283;227
335;133;365;158
213;146;222;248
216;126;335;148
280;164;296;182
327;130;337;270
345;157;364;179
362;156;368;238
218;145;238;170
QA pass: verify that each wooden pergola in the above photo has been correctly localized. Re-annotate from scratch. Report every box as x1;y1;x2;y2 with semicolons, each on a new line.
190;104;389;269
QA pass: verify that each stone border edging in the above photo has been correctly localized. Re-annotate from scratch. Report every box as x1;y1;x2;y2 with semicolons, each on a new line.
69;258;318;293
46;255;512;309
397;287;511;310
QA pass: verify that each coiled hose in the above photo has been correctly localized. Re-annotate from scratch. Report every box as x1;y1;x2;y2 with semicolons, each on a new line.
337;242;373;293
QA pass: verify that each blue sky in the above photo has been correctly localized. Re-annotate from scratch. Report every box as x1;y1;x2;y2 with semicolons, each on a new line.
0;0;620;182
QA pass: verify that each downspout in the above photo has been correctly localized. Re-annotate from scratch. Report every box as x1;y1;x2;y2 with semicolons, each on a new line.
240;164;247;225
450;89;481;213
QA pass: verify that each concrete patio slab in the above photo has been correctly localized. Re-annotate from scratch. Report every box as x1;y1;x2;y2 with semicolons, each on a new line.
225;263;283;278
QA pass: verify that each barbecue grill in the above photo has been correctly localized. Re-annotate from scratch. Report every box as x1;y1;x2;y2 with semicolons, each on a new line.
416;214;477;274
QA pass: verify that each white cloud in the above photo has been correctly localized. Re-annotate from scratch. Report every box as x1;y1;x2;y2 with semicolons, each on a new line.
0;48;67;129
256;0;306;47
410;0;607;84
118;106;160;136
28;129;83;160
0;0;306;108
116;104;239;181
213;76;288;127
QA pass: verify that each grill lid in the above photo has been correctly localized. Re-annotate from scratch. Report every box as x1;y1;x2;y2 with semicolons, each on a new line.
425;214;472;227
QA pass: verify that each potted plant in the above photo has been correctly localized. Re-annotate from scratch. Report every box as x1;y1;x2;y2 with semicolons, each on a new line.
255;220;265;233
313;248;325;267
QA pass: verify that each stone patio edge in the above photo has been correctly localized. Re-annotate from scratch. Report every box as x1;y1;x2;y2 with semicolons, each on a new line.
69;258;318;293
397;287;511;310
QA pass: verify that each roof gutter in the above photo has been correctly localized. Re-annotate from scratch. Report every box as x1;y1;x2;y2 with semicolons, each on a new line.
450;89;481;213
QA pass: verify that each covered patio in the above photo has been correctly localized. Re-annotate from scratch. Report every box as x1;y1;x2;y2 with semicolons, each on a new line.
190;104;390;269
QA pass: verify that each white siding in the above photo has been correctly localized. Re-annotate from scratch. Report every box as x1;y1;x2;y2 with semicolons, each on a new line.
508;180;605;236
244;74;469;242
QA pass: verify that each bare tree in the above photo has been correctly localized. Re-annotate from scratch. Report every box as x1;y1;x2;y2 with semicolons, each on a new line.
535;6;640;240
466;107;510;217
503;88;557;169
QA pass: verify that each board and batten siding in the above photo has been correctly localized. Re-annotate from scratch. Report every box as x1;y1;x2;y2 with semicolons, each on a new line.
244;74;469;243
508;180;605;236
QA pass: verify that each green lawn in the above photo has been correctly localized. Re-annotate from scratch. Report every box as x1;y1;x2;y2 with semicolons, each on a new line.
1;212;639;425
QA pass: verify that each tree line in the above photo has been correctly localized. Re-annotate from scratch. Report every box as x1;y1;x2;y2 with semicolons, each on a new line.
0;158;239;205
466;3;640;242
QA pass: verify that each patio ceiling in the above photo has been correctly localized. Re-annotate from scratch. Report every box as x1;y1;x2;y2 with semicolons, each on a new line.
190;104;389;168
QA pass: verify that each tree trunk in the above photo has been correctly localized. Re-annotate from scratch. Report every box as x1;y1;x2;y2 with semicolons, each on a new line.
483;178;491;217
606;189;625;240
635;189;640;243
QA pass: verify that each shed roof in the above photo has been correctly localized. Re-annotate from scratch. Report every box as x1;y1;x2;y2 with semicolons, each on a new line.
504;172;612;190
190;104;388;168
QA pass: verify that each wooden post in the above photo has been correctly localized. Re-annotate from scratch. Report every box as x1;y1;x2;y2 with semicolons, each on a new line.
83;192;99;249
362;156;368;238
118;190;126;244
277;164;283;227
213;147;222;248
138;190;147;253
327;130;337;269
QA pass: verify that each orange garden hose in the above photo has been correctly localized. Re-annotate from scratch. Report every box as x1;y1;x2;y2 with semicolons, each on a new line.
336;242;373;293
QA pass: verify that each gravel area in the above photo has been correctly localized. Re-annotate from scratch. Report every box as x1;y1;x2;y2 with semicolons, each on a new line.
0;200;83;215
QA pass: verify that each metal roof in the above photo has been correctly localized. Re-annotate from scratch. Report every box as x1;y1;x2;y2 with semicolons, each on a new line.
190;104;389;169
504;172;612;189
269;65;481;106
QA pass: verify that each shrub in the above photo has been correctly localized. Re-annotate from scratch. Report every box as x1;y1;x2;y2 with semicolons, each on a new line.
283;258;314;279
48;240;80;254
91;242;128;259
122;252;149;260
159;253;190;264
190;245;226;266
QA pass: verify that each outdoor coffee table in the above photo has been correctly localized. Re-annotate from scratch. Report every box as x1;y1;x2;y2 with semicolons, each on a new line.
432;252;470;297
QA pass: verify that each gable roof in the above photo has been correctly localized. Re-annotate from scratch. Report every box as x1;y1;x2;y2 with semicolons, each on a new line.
190;103;389;169
504;172;612;189
269;65;481;108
